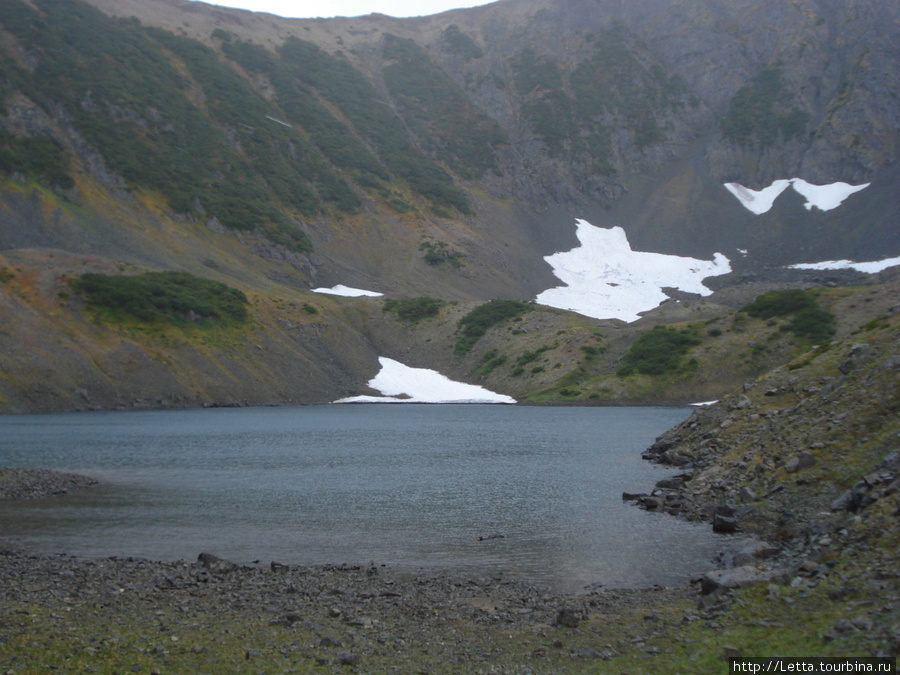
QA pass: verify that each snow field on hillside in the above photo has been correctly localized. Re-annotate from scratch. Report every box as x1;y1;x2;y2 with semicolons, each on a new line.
535;219;731;323
334;357;516;404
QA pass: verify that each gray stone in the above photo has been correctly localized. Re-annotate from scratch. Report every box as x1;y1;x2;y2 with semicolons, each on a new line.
839;344;877;375
335;651;359;666
197;552;238;574
700;565;782;595
553;608;580;628
713;514;738;533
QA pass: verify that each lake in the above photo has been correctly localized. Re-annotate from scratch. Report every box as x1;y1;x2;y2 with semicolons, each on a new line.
0;404;726;591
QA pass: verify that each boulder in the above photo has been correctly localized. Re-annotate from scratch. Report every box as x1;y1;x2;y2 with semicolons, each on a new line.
553;608;581;628
839;344;877;375
713;514;738;533
785;452;816;473
197;552;238;574
831;481;870;512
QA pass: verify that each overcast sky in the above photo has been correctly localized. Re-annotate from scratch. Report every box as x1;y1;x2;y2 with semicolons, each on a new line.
193;0;498;19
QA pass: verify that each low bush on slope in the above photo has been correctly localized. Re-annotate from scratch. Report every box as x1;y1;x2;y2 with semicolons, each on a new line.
70;272;249;324
383;297;445;322
617;325;701;377
741;289;836;344
454;300;532;356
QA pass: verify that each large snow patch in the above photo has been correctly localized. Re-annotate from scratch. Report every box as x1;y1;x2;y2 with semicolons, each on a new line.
334;357;515;404
724;178;870;214
535;219;731;323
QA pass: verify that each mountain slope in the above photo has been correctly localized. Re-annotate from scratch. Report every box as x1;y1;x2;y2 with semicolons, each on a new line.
0;0;898;412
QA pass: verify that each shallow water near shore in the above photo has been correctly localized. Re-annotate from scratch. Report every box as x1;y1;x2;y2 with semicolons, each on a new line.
0;404;725;591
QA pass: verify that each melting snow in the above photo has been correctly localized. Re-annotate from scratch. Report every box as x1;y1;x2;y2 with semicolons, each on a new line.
788;256;900;274
724;178;870;214
724;180;792;215
311;284;383;297
791;179;871;211
334;357;516;404
535;219;731;323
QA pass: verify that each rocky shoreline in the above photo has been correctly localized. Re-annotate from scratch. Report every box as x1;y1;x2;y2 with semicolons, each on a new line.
621;323;900;657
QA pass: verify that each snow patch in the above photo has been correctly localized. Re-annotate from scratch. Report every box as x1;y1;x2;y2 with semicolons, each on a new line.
790;179;870;212
723;180;792;215
788;256;900;274
334;357;516;404
535;219;731;323
312;284;383;297
724;178;870;214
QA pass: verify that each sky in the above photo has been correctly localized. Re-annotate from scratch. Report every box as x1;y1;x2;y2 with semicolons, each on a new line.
192;0;498;19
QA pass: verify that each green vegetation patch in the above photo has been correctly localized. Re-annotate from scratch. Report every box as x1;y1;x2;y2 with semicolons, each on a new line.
510;27;684;169
0;132;73;189
440;25;483;61
420;241;464;268
479;349;508;375
383;296;445;322
454;300;532;356
70;271;249;324
721;67;810;147
617;325;701;377
0;0;309;249
277;36;470;214
742;289;836;344
382;34;507;182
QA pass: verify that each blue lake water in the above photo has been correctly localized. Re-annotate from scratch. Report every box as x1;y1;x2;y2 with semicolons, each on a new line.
0;404;726;591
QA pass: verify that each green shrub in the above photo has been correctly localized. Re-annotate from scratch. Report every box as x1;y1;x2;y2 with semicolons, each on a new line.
383;34;505;181
454;300;532;356
420;241;464;268
440;25;483;61
383;296;445;322
0;133;73;188
783;307;836;344
580;344;602;361
617;325;701;377
278;36;471;214
481;354;508;375
70;271;248;324
742;289;815;318
742;289;835;344
515;350;541;367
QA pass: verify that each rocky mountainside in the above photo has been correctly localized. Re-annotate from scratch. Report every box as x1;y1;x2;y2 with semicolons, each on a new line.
0;0;898;411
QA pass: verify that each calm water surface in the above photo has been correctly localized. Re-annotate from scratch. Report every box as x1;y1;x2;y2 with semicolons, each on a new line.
0;405;725;591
